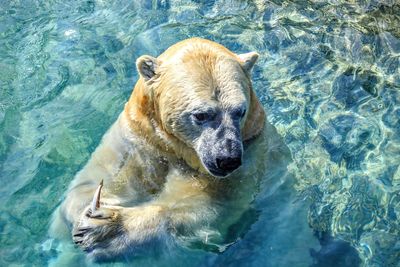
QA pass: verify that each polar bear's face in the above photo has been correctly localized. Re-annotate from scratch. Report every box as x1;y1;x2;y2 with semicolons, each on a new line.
136;43;261;177
162;57;250;177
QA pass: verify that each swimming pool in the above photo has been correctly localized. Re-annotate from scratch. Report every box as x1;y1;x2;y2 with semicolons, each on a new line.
0;0;399;266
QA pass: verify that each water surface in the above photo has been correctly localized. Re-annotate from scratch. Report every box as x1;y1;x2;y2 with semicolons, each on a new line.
0;0;399;266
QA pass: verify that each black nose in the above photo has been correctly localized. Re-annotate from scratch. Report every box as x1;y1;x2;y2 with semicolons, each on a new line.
216;156;242;172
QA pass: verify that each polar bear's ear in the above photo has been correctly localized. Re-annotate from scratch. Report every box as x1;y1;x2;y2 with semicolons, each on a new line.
136;55;160;81
237;52;259;72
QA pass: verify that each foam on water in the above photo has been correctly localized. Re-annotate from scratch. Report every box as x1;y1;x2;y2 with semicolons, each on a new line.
0;1;399;266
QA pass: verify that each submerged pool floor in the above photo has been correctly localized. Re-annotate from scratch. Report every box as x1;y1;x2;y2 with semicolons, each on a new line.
0;1;399;266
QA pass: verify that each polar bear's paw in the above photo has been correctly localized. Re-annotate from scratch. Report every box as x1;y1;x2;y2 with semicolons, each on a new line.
72;206;125;253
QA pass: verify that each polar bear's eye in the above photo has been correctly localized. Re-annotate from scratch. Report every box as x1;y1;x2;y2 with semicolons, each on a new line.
193;112;210;122
240;109;246;118
232;108;246;120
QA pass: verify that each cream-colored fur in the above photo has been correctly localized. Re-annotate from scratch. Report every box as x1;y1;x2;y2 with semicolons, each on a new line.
50;38;267;261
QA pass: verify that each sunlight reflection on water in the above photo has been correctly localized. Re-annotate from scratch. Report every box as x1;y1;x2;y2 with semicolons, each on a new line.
0;1;399;266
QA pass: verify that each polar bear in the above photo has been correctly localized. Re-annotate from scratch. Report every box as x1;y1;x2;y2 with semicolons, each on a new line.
50;38;267;261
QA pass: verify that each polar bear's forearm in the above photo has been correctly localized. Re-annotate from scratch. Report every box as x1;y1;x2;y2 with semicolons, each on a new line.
119;175;216;242
154;173;216;230
119;199;215;243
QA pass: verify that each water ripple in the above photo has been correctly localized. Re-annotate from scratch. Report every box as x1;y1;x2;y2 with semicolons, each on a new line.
0;1;399;266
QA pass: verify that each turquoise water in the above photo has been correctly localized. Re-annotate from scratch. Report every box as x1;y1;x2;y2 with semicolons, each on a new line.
0;0;399;266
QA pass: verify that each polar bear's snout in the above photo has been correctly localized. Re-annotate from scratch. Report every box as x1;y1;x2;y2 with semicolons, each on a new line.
196;111;244;178
215;140;242;172
198;136;243;177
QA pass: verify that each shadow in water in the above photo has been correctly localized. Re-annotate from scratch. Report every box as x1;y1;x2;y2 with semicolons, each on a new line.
310;232;361;267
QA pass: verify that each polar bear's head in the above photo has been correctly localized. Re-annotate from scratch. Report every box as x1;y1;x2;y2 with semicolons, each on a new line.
132;38;265;177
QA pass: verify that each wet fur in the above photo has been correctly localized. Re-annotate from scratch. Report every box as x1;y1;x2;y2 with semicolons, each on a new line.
50;38;266;261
